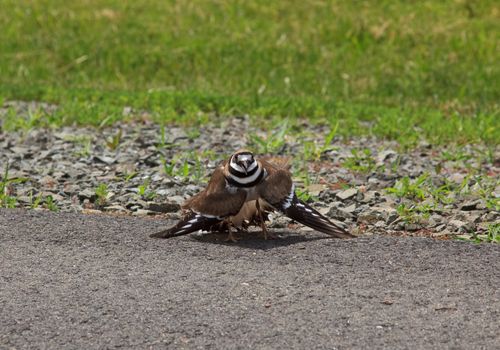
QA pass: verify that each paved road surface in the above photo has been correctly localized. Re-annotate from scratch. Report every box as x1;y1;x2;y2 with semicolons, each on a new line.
1;209;499;349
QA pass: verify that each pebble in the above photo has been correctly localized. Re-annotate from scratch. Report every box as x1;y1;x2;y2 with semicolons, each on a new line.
337;188;357;200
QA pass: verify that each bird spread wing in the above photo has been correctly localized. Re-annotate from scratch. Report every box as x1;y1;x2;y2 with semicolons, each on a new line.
149;211;223;238
258;160;354;239
150;166;247;239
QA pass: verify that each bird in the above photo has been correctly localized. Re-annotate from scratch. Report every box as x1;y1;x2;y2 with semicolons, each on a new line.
150;149;354;241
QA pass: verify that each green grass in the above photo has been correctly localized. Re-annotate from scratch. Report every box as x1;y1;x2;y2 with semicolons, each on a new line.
456;223;500;244
0;0;499;144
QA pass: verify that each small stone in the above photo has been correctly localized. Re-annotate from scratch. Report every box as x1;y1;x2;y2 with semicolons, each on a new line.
104;205;128;212
307;184;325;196
122;106;133;116
78;188;96;200
448;219;467;231
428;214;443;227
483;211;499;221
42;192;64;202
374;220;385;228
39;176;57;189
343;204;357;213
357;209;381;224
360;191;380;203
327;207;353;221
460;199;480;211
404;223;421;231
336;188;357;201
133;209;154;216
169;196;186;205
448;173;465;184
93;155;116;165
148;202;181;213
376;150;397;165
82;209;103;215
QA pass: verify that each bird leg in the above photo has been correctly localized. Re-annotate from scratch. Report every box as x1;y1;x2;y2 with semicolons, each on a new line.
224;222;238;243
255;200;271;239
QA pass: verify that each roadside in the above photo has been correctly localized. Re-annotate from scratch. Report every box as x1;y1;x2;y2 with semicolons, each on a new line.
1;209;499;349
1;101;499;242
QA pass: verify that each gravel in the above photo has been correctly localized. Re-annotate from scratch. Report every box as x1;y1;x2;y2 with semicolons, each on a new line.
1;100;499;239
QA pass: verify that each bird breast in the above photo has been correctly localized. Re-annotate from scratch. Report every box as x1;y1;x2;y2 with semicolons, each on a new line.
243;186;260;201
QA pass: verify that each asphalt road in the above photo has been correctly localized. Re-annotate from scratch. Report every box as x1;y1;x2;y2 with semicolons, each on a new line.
1;209;499;349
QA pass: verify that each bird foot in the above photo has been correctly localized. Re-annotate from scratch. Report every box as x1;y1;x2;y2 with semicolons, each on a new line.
224;231;239;243
260;227;277;240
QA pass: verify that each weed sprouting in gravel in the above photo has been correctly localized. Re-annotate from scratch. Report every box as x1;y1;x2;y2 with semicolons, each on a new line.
29;190;43;209
295;189;318;203
342;149;379;174
301;122;340;162
95;183;110;208
44;195;59;212
386;174;430;201
106;129;122;151
249;120;290;154
456;223;500;244
137;178;156;200
0;107;49;135
0;164;29;208
65;135;94;157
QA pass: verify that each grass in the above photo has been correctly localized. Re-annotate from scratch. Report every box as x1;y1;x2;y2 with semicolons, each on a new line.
0;164;29;208
456;223;500;244
385;173;499;233
0;0;498;144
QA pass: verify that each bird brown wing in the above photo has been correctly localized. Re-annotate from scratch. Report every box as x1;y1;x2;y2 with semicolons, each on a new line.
183;165;247;217
259;155;292;170
151;166;247;239
258;163;354;239
257;159;294;204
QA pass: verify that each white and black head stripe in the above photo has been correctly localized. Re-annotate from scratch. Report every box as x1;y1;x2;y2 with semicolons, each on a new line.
230;153;257;170
226;166;265;188
229;162;259;178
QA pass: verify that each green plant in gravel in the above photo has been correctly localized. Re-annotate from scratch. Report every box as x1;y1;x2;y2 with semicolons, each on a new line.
301;122;339;162
29;191;43;209
342;149;379;174
472;176;500;211
441;149;473;163
106;129;122;151
0;164;29;208
249;120;290;154
160;149;216;182
43;195;58;212
395;204;421;224
95;183;109;207
456;223;500;244
386;174;429;200
123;171;137;182
64;135;93;157
137;179;156;200
161;156;176;177
0;107;49;134
295;188;319;203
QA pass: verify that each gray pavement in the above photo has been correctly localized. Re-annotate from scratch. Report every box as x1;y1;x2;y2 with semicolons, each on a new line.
1;208;499;349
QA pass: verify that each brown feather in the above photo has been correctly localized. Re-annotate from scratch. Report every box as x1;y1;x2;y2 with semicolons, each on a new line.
257;161;293;205
183;166;247;217
259;155;292;170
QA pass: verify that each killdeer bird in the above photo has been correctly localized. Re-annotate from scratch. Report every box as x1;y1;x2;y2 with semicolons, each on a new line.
150;150;354;241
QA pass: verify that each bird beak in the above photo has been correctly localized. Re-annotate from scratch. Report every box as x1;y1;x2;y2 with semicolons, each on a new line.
242;161;250;175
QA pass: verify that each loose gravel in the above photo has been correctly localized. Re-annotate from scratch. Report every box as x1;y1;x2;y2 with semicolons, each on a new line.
1;101;498;239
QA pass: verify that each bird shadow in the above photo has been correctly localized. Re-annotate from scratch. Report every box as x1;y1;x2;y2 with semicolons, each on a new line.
191;230;330;250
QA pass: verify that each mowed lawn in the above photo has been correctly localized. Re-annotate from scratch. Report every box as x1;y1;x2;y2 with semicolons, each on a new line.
0;0;498;144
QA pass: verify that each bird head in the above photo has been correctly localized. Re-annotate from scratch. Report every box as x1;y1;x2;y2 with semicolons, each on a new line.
231;150;256;175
